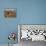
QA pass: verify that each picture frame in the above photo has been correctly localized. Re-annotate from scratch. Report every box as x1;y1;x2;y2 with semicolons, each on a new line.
4;8;16;18
18;24;46;41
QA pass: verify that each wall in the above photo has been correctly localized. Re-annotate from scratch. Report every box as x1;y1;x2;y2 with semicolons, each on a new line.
0;0;46;44
0;0;21;44
20;0;46;24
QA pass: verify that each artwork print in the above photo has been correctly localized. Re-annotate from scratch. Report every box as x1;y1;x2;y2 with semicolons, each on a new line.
4;8;16;17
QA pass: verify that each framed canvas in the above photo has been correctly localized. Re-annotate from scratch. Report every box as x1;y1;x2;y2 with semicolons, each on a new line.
18;24;46;41
4;8;16;18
